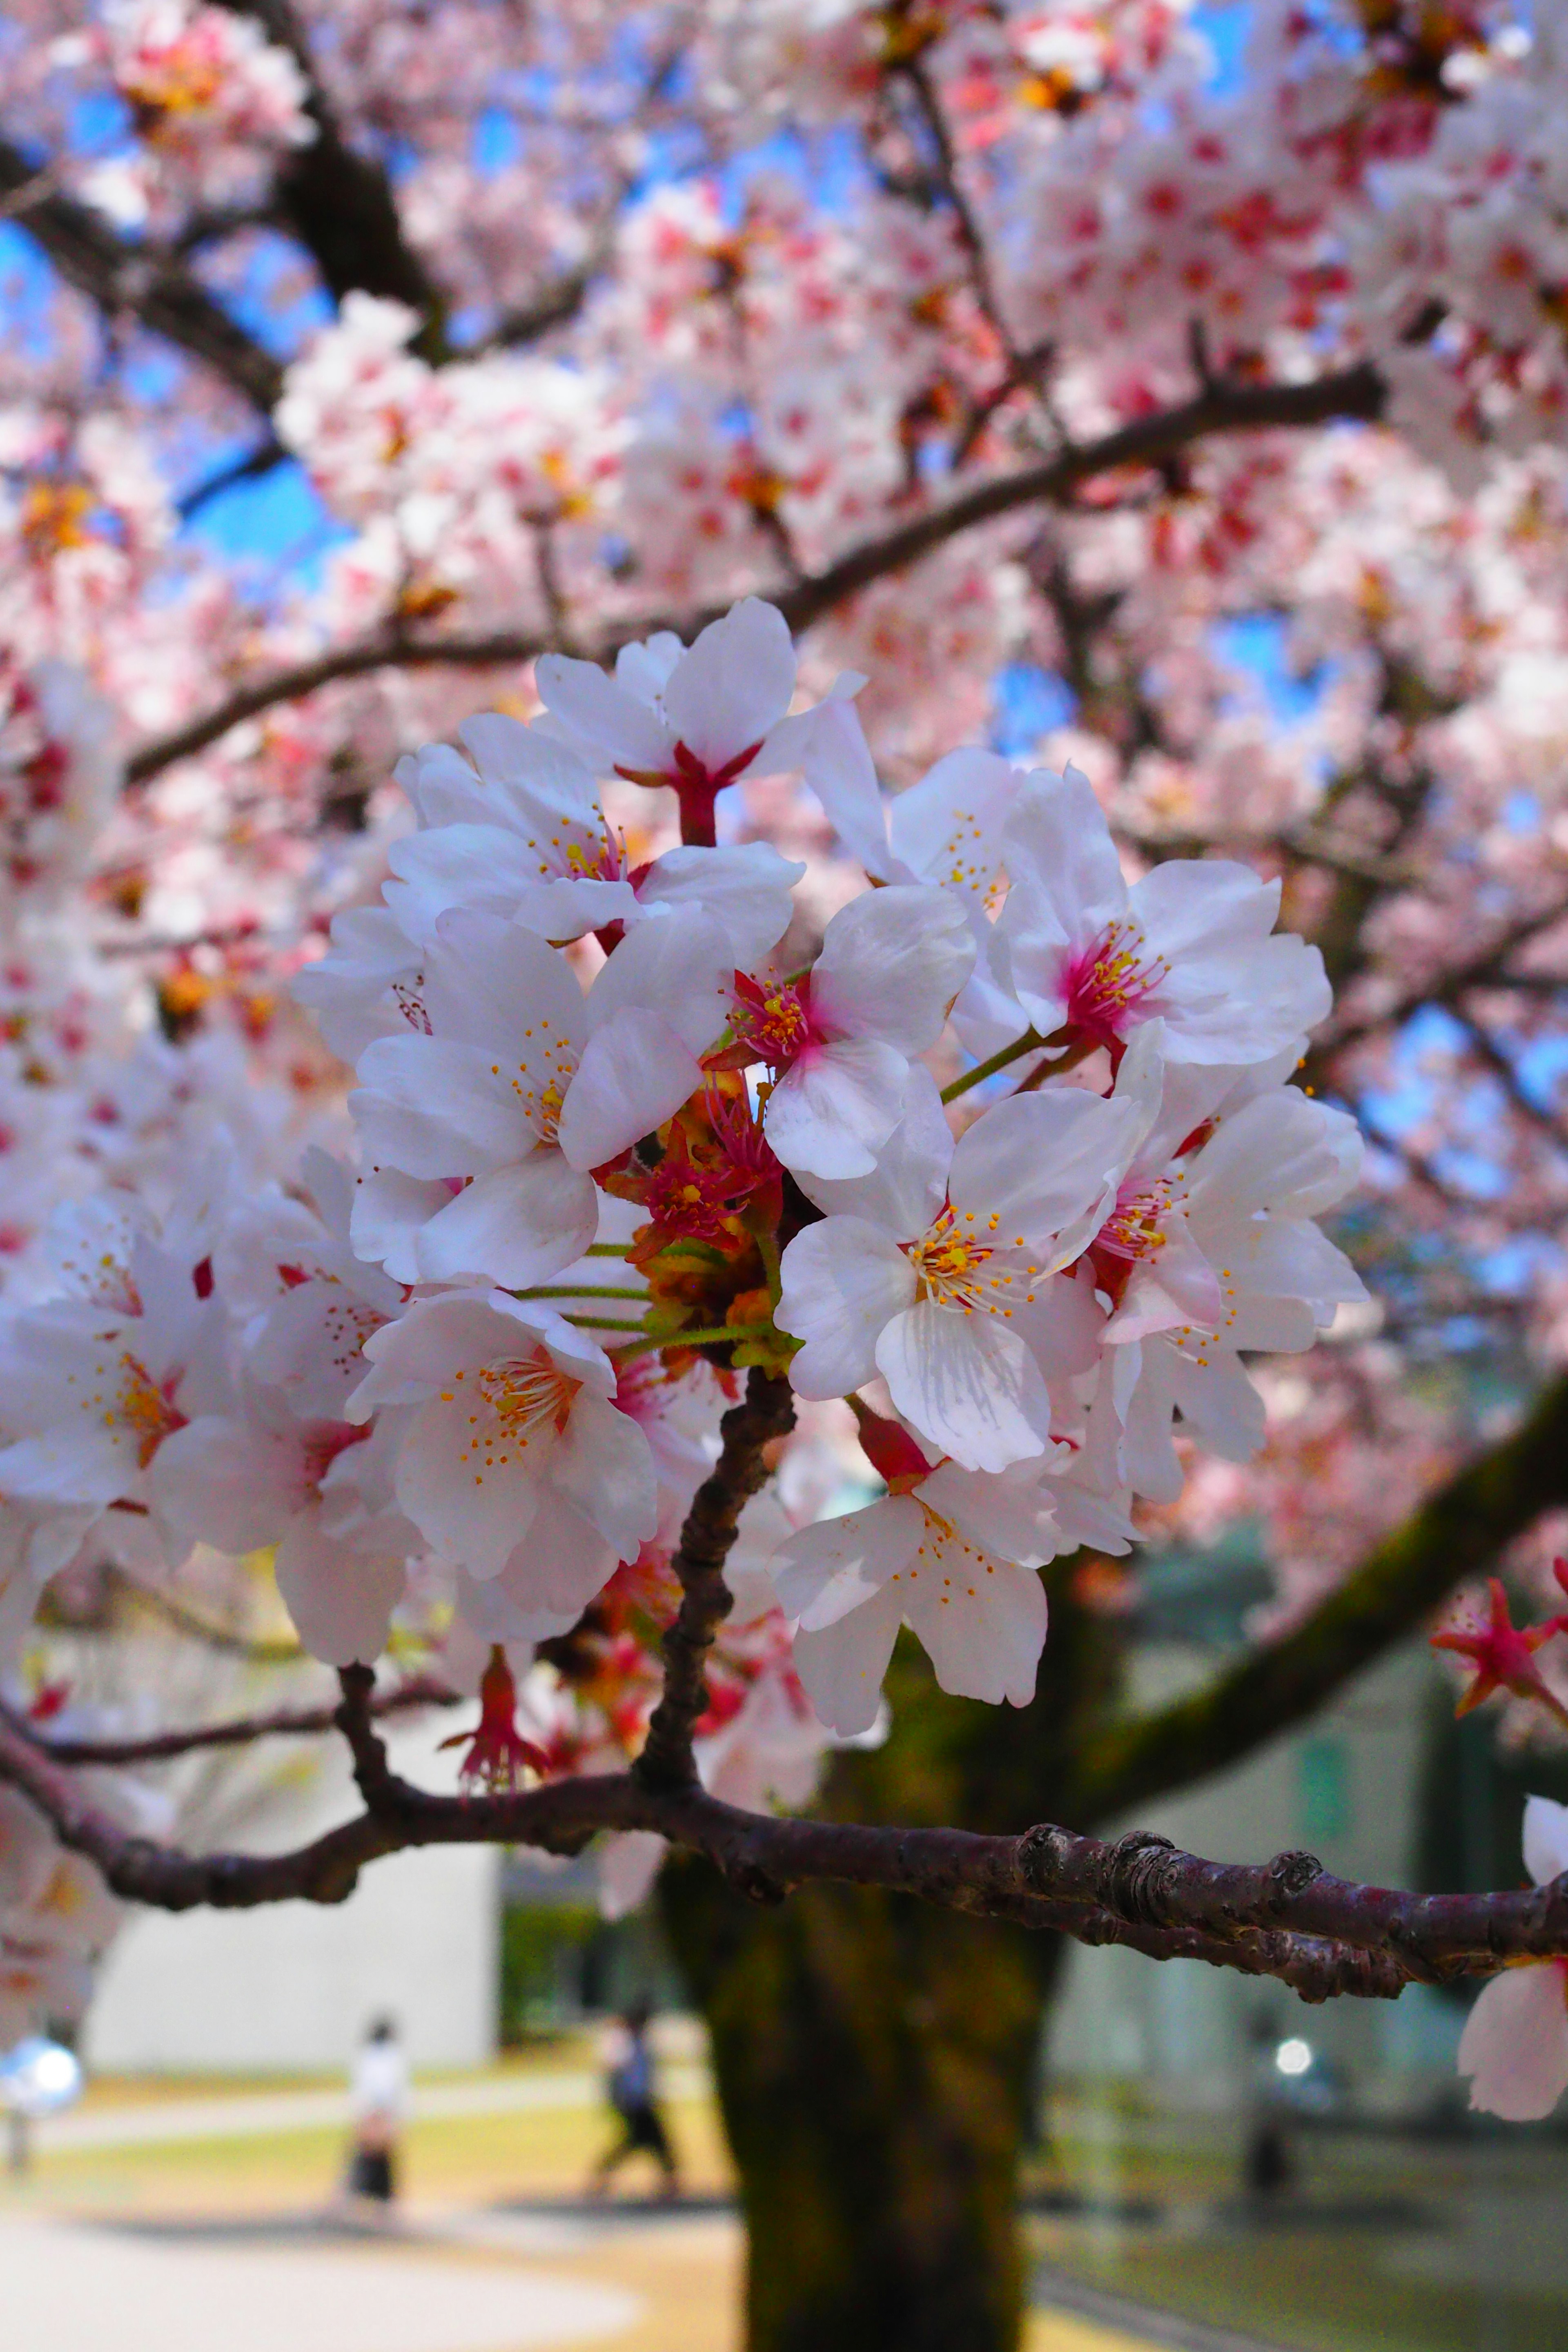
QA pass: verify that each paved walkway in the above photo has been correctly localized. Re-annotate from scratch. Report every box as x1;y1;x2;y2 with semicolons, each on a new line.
36;2065;709;2154
0;2211;639;2352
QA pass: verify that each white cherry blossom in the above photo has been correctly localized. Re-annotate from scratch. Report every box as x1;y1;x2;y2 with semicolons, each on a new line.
996;767;1331;1066
349;906;731;1286
347;1292;657;1621
777;1066;1143;1472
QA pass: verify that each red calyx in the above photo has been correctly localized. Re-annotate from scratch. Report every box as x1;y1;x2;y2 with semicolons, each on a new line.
439;1646;551;1796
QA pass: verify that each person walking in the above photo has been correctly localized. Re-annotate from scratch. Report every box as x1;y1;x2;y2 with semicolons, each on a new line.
588;1998;681;2203
346;2014;409;2213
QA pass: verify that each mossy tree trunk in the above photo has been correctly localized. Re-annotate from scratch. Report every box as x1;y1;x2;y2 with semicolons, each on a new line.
661;1568;1116;2352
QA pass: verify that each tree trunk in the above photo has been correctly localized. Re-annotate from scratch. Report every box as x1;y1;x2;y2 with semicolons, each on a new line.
662;1570;1115;2352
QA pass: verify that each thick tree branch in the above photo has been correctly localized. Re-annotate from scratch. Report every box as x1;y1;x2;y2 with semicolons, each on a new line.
637;1368;797;1790
1066;1367;1568;1826
3;1687;1564;1999
0;138;284;412
124;359;1390;787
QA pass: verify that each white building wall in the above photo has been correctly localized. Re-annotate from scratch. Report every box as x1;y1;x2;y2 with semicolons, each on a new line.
84;1720;500;2074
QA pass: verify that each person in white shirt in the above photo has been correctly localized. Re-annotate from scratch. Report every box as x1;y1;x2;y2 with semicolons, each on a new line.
347;2014;410;2207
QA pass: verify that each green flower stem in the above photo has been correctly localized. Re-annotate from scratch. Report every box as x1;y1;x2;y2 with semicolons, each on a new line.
515;1284;648;1303
940;1028;1044;1102
584;1242;633;1257
610;1323;766;1362
564;1315;648;1334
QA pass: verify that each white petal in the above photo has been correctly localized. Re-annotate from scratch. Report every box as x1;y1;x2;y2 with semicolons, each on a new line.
1458;1965;1568;2122
662;597;797;769
1001;766;1125;944
777;1218;917;1399
349;1166;454;1285
771;1493;924;1630
146;1415;303;1552
1524;1795;1568;1889
904;1550;1047;1707
888;745;1020;899
394;1392;543;1579
383;826;549;947
535;651;673;770
586;908;730;1058
763;1038;908;1180
1131;858;1281;956
423;906;588;1058
494;1482;621;1619
548;1390;657;1561
810;885;976;1052
557;1009;704;1172
352;1035;539;1176
793;1062;951;1231
918;1460;1061;1568
508;875;638;943
275;1514;407;1668
598;1831;667;1922
349;1290;551;1416
949;1087;1137;1256
412;1154;599;1287
764;690;891;873
790;1583;904;1736
877;1302;1056;1474
634;842;804;967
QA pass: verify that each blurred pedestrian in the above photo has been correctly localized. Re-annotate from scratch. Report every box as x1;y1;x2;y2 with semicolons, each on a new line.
588;1997;681;2202
346;2013;409;2212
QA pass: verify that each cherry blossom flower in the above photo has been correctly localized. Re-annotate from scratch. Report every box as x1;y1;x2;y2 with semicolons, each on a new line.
996;767;1331;1066
1458;1796;1568;2122
347;1291;657;1624
777;1066;1142;1471
726;884;975;1180
774;1414;1065;1733
349;908;732;1286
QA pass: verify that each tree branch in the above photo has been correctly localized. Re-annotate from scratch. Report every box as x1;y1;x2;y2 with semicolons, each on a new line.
0;138;284;413
10;1675;456;1767
636;1368;796;1790
124;359;1390;787
1066;1368;1568;1826
4;1688;1565;1999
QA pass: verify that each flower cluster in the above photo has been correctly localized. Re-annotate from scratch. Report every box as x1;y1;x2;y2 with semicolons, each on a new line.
0;598;1360;1753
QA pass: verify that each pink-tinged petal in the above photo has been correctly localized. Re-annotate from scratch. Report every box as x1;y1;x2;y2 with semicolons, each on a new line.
1001;766;1127;950
1106;1221;1226;1344
146;1415;304;1552
662;598;797;770
353;1036;538;1176
556;1009;704;1172
586;909;731;1058
599;1831;668;1921
548;1390;657;1562
509;876;638;942
634;842;803;967
887;745;1020;898
349;1166;455;1285
494;1483;621;1620
810;885;976;1053
1131;859;1281;956
454;1561;578;1648
1459;1964;1568;2121
795;1063;953;1231
777;1218;918;1399
535;650;673;771
772;1493;924;1631
1155;937;1331;1064
1523;1795;1568;1889
763;1037;908;1181
876;1302;1056;1474
274;1512;406;1668
1162;1347;1267;1464
1190;1094;1363;1223
394;1390;543;1579
457;712;602;813
949;1087;1138;1256
791;1583;904;1736
396;739;492;828
904;1551;1047;1707
412;1153;599;1288
348;1290;543;1416
918;1460;1062;1569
